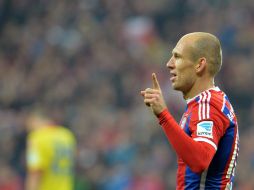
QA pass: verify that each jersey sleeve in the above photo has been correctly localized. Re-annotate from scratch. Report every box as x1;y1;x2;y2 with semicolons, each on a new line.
158;109;217;173
26;133;47;171
190;103;228;151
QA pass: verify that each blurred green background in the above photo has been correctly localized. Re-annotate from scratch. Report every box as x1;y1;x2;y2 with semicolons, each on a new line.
0;0;253;189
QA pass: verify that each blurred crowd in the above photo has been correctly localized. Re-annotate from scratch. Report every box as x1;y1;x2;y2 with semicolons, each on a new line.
0;0;254;189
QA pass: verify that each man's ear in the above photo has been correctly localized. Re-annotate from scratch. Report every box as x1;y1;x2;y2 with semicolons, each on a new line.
195;57;206;75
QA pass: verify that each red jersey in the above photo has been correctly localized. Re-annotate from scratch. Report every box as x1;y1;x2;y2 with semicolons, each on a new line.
158;87;239;189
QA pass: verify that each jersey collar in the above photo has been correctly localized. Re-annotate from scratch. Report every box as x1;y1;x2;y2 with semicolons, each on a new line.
186;86;220;105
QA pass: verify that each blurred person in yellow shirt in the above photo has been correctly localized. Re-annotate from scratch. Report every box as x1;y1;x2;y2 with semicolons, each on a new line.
25;111;76;190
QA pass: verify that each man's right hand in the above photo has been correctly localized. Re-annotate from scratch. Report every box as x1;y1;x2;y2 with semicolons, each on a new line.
140;73;167;116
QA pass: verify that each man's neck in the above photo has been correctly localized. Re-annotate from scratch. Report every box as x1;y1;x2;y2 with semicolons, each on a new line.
183;78;215;100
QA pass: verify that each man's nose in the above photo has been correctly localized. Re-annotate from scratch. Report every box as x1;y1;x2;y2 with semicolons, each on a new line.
166;57;174;69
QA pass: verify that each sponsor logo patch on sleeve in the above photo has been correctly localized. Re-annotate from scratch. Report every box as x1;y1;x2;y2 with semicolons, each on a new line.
197;121;213;138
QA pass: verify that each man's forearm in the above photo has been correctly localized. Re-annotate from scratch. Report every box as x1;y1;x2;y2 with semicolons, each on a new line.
158;109;216;173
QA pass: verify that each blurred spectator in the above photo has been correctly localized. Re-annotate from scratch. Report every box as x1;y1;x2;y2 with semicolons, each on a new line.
25;111;76;190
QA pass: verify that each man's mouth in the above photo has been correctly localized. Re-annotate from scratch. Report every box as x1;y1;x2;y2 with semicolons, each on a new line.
170;73;177;82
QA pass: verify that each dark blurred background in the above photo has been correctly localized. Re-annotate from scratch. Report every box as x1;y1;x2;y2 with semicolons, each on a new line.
0;0;253;189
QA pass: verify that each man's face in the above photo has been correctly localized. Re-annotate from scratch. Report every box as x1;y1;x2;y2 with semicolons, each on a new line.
166;37;197;94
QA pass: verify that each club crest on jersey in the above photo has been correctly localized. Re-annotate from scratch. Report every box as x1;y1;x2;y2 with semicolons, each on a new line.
180;117;187;129
197;121;213;138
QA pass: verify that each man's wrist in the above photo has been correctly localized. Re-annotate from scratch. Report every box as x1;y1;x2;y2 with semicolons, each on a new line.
157;108;169;121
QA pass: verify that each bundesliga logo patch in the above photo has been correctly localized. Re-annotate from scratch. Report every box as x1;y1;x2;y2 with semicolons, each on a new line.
197;121;213;138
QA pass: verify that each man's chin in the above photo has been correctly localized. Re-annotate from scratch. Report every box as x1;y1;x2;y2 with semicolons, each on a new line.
172;84;183;92
172;84;179;90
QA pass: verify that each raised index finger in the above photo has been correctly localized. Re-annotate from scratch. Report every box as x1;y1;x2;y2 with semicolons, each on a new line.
152;73;161;90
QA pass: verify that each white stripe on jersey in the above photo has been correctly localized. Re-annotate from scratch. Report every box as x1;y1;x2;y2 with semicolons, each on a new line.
221;94;226;112
225;181;233;190
200;170;208;190
226;131;239;179
198;94;202;120
198;91;211;120
202;92;207;119
194;137;217;150
206;91;211;119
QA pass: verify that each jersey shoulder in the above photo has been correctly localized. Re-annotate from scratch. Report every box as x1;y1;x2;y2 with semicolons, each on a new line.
188;87;225;120
28;126;76;150
188;87;235;133
28;127;49;143
55;126;77;145
186;88;234;146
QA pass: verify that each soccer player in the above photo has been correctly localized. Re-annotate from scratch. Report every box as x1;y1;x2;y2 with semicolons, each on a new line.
141;32;239;189
25;111;76;190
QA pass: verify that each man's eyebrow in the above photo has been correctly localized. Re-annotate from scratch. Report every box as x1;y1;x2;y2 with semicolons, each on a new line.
172;50;180;56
